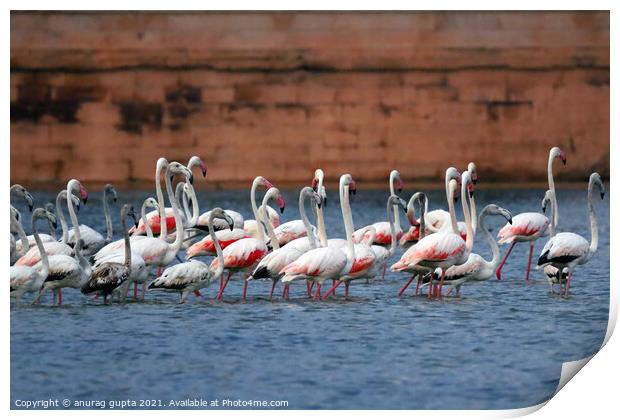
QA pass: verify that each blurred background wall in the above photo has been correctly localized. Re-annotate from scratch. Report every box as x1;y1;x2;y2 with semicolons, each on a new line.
10;11;609;189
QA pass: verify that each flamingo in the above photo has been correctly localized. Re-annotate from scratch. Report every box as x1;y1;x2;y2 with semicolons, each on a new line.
539;190;569;287
424;167;462;235
66;184;117;256
214;186;286;301
398;192;428;251
537;173;604;297
15;186;88;267
32;179;93;305
10;184;34;226
495;147;566;281
10;208;56;305
353;169;404;246
81;204;139;304
440;204;513;296
392;171;475;298
282;174;376;300
250;187;323;300
149;208;234;303
95;162;193;286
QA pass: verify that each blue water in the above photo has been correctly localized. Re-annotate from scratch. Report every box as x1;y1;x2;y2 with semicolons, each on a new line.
10;187;610;409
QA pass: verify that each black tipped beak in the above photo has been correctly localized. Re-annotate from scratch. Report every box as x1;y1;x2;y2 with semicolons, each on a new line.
398;187;402;193
52;221;58;230
601;192;605;199
202;170;207;177
228;222;234;231
509;217;513;224
170;175;174;183
470;191;475;198
542;205;546;214
83;197;88;205
113;197;118;203
317;201;322;209
351;189;356;196
189;174;194;184
473;179;478;184
280;206;285;214
562;158;567;165
28;204;34;212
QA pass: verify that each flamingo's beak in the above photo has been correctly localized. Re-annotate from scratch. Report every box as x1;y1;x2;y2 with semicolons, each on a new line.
200;162;208;178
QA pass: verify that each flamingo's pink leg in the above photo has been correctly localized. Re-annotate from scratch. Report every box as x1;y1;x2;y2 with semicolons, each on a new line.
398;274;416;296
142;282;148;299
322;280;342;299
133;282;138;299
216;272;232;301
344;282;350;300
381;264;387;281
437;271;446;297
415;277;422;295
58;289;63;306
306;281;312;297
313;283;322;300
525;242;534;283
495;242;516;280
284;284;290;299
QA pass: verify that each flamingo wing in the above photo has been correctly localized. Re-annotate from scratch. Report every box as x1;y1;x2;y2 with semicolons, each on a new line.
444;253;485;280
392;232;465;271
15;242;73;266
280;247;347;282
211;238;267;270
537;232;589;266
186;229;248;258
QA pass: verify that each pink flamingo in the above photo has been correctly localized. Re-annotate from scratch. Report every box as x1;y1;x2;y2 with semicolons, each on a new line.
392;171;474;298
250;187;323;300
242;177;282;239
398;192;428;250
537;173;604;297
214;186;286;302
279;174;359;299
495;147;566;281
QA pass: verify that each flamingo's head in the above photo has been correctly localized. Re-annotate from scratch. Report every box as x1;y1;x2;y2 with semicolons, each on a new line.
188;156;208;178
312;168;325;192
551;147;567;165
467;162;478;184
210;207;234;231
104;184;118;203
122;204;139;228
590;172;605;200
391;169;404;192
276;195;286;214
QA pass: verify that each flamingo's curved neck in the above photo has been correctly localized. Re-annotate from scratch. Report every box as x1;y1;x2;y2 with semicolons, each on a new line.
386;198;398;257
142;200;155;238
258;189;280;246
187;184;199;227
164;168;185;254
340;178;356;259
469;194;477;235
315;171;328;247
446;183;459;235
250;177;265;238
103;188;113;243
587;181;599;258
547;151;559;229
389;172;401;231
11;212;29;254
299;188;318;249
31;213;49;275
207;213;225;279
120;209;132;269
67;182;88;270
418;195;427;240
155;159;168;239
56;191;70;243
461;177;474;252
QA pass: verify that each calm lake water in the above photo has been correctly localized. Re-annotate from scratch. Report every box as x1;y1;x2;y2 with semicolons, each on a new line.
10;187;610;409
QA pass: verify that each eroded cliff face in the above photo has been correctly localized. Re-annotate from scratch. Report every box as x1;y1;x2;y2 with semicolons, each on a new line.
10;12;609;188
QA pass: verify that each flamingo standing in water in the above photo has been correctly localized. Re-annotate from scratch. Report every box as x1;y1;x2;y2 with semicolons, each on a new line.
33;179;93;305
250;187;323;299
352;170;404;280
537;173;604;297
242;176;282;238
10;208;56;305
214;186;286;301
398;191;428;251
392;171;475;298
149;208;234;303
440;204;513;296
495;147;566;281
81;205;139;304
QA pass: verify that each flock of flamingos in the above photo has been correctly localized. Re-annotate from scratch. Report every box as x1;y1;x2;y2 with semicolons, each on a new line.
9;147;605;306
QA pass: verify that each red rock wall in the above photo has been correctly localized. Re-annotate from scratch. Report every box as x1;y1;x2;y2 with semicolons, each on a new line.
10;11;609;188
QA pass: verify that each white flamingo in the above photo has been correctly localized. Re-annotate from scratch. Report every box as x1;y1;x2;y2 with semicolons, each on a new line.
537;173;604;297
10;208;56;305
33;179;93;305
495;147;566;281
148;208;234;303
